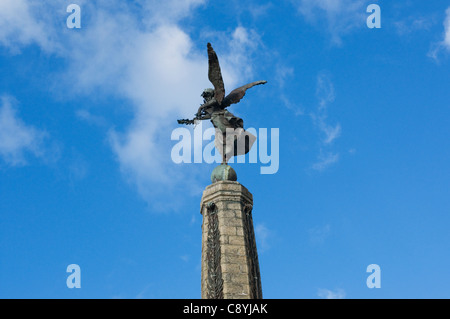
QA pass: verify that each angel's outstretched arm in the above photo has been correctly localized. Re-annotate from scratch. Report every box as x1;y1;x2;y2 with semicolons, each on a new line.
198;113;212;120
196;98;217;118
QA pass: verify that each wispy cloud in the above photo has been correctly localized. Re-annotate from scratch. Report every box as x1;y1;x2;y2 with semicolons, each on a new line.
76;109;108;128
317;288;346;299
180;255;190;263
428;7;450;62
394;16;434;37
246;2;274;20
292;0;370;45
255;223;271;253
0;0;60;53
135;283;153;299
311;73;341;171
312;151;339;171
0;96;48;166
275;65;295;89
313;73;341;145
138;0;207;28
0;1;265;209
105;24;262;209
445;8;450;49
275;65;304;116
67;150;89;183
308;224;331;244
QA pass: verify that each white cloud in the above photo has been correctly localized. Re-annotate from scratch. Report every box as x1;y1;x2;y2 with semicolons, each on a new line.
394;16;434;37
68;3;261;208
313;74;341;145
0;96;47;166
308;224;331;244
316;73;335;108
275;65;304;116
311;74;341;171
76;110;107;127
180;255;190;262
444;7;450;49
135;283;153;299
0;0;62;53
204;26;263;89
322;124;341;145
104;25;261;207
0;1;265;208
317;288;346;299
275;65;294;89
428;7;450;61
312;151;339;171
255;223;271;252
138;0;207;27
247;2;273;20
293;0;370;45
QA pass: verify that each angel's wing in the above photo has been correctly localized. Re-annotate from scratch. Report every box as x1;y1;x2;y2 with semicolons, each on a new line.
207;43;225;105
222;80;267;108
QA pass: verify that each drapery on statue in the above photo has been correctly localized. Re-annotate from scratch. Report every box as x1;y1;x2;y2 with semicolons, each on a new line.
177;43;267;164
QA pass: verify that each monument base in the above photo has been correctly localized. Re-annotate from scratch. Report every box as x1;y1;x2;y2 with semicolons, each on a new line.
200;180;262;299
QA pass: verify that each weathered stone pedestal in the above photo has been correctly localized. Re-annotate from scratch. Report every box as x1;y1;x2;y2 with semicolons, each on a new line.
200;175;262;299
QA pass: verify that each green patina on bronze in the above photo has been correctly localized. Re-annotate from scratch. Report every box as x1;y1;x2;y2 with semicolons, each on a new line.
211;164;237;183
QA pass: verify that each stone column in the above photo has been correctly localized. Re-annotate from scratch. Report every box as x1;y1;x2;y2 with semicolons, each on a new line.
200;179;262;299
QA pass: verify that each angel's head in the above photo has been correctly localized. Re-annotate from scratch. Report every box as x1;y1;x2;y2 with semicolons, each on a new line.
201;88;215;101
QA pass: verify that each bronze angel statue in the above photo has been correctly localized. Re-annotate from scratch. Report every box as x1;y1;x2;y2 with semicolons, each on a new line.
178;43;267;164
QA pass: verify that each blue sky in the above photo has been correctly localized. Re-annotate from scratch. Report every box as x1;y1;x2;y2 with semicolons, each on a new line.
0;0;449;299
